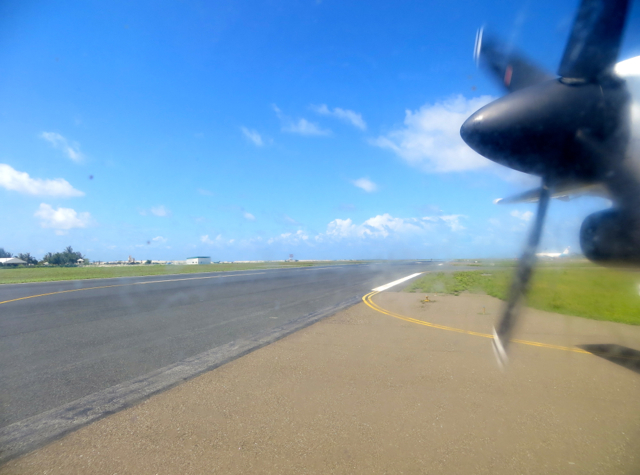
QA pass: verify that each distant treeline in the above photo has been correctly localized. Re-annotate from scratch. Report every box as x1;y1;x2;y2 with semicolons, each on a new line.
0;246;88;266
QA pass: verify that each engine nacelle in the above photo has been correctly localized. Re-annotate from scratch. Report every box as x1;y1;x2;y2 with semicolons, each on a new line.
580;209;640;266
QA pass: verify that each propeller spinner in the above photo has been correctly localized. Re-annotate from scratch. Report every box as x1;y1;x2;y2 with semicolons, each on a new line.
460;0;633;367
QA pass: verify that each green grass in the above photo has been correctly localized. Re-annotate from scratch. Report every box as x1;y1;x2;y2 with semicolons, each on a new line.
452;259;596;268
0;261;363;285
406;267;640;325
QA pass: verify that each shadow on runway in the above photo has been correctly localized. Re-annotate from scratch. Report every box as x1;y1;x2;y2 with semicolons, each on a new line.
578;344;640;375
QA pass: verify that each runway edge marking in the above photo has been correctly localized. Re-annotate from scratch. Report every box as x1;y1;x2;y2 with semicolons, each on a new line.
0;272;267;305
372;272;423;292
0;295;361;465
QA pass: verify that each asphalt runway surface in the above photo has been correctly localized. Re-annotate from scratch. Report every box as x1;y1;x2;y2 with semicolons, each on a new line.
0;262;434;432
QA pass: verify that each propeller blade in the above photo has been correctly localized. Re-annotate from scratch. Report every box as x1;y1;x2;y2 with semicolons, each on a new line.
494;181;609;205
474;28;553;92
492;180;552;368
558;0;631;80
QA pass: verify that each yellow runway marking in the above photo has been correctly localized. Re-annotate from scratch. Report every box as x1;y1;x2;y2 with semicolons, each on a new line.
362;291;592;355
0;272;267;306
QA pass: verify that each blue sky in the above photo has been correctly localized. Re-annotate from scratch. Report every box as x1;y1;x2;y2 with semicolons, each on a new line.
1;0;639;261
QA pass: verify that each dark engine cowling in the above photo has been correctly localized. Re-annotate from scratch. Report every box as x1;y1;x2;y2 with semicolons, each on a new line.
580;209;640;266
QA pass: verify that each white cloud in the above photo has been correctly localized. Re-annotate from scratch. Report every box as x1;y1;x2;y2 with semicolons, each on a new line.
311;104;366;130
241;127;265;146
0;164;84;197
439;214;465;232
511;210;534;222
35;203;91;235
257;212;467;252
326;215;418;239
152;236;168;243
40;132;84;163
352;177;378;192
243;211;256;221
201;234;234;246
268;229;310;245
273;104;331;136
197;212;468;255
188;210;496;260
324;213;465;240
282;214;301;225
283;118;330;136
263;213;467;248
150;205;170;217
371;94;496;172
197;188;214;196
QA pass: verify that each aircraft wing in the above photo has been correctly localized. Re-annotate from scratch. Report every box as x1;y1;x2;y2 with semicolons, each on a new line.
494;182;610;205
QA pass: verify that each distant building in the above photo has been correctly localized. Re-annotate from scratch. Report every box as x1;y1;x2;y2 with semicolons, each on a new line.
0;257;27;266
537;247;570;258
186;256;211;265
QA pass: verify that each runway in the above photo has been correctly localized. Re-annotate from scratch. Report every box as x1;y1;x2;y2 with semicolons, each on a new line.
0;262;432;433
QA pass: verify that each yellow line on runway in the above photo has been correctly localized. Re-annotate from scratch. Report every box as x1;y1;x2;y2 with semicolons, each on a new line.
0;272;266;306
362;291;592;355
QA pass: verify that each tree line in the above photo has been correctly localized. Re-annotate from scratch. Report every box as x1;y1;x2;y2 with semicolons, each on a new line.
0;246;88;266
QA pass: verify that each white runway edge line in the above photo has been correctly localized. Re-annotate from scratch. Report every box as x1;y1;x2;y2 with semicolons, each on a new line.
372;273;423;292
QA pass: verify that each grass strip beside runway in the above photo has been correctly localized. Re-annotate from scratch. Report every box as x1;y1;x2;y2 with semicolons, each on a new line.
0;261;363;285
406;266;640;325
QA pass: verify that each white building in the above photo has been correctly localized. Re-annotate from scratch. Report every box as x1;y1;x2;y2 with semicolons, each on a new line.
186;256;211;265
0;257;27;265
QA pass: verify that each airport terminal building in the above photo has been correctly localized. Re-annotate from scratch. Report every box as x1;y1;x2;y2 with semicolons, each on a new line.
186;256;211;265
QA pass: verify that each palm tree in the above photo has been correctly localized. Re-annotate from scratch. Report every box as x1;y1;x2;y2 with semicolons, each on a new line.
17;253;38;265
